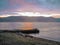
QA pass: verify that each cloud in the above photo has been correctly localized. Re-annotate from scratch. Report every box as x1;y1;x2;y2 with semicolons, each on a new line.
0;0;21;11
25;0;60;9
0;0;60;14
0;12;18;15
0;0;9;10
0;12;54;17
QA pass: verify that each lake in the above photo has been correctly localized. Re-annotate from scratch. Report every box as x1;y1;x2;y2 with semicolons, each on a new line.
0;22;60;42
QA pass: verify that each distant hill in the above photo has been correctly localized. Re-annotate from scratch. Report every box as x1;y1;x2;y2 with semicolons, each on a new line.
55;18;60;22
0;16;60;22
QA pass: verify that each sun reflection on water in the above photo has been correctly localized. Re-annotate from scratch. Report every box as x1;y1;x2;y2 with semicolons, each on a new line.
21;22;33;30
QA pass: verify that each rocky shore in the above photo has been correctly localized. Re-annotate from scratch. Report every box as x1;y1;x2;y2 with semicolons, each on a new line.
0;32;60;45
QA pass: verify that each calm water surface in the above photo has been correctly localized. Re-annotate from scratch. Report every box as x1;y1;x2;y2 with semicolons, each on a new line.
0;22;60;42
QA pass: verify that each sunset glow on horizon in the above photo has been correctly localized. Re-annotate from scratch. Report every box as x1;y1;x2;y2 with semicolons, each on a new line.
0;12;60;18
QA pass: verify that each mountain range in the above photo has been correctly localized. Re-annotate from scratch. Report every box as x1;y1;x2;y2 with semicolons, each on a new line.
0;16;60;22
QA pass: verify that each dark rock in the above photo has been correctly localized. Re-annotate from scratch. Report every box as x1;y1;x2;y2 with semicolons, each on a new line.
0;28;39;34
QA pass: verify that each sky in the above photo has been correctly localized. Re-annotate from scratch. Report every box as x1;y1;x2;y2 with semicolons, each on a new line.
0;0;60;17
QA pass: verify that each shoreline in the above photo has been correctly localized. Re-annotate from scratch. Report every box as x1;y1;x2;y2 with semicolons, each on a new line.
0;32;60;45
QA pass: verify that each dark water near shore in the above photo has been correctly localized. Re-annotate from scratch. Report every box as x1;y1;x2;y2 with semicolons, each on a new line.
0;22;60;42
